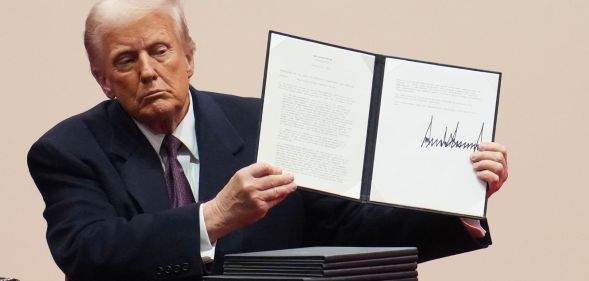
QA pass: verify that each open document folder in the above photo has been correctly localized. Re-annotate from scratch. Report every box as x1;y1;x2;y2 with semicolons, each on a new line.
256;32;501;219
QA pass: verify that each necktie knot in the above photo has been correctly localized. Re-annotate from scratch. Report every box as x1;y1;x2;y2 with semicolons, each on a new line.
161;134;183;158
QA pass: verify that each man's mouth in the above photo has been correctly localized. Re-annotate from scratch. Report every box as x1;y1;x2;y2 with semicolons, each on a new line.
142;89;168;99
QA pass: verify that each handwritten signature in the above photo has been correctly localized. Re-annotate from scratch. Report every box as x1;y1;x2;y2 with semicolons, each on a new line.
421;115;484;152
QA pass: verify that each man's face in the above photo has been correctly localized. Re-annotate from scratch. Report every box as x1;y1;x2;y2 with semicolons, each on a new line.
96;12;194;133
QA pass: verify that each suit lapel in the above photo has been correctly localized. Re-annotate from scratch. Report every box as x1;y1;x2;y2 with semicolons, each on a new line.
192;89;246;202
106;102;170;213
192;88;249;256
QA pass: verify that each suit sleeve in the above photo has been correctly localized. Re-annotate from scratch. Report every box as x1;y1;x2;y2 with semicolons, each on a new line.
28;137;206;281
302;190;491;262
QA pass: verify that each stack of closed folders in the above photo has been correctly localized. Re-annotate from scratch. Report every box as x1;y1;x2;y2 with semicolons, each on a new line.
204;247;418;281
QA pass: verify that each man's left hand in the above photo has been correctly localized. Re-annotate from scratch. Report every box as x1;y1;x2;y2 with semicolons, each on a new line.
471;142;509;198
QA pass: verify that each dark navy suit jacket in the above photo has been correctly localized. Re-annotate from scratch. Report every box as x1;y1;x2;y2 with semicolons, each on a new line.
28;88;490;281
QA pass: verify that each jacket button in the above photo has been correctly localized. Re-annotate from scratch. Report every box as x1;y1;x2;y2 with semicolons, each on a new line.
155;266;163;277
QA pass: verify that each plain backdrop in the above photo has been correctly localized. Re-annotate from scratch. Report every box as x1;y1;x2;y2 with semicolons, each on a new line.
1;1;588;280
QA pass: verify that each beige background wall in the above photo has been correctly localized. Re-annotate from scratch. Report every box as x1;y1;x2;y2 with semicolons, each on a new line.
1;0;588;280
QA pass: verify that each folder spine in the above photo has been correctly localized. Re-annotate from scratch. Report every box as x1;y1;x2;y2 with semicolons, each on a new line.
359;55;386;203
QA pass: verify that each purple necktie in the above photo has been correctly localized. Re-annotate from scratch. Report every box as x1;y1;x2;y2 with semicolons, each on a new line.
160;134;195;208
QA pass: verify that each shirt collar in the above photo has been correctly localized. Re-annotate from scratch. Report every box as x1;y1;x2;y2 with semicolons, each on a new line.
134;93;199;159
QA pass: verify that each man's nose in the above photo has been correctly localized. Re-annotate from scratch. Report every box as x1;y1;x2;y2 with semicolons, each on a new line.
138;53;158;84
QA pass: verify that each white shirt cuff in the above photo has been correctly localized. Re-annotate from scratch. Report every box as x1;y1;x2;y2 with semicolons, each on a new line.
199;204;216;262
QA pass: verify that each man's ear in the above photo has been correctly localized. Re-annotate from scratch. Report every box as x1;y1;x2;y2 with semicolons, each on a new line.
92;67;114;99
185;48;195;78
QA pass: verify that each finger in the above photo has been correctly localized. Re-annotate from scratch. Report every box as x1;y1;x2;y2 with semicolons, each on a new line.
478;142;507;155
255;173;295;191
267;185;296;209
243;162;283;178
477;142;508;166
471;150;506;167
472;159;504;175
476;170;500;186
260;182;298;202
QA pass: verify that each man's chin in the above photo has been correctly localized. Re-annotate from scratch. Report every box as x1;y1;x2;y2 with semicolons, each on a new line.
134;104;185;133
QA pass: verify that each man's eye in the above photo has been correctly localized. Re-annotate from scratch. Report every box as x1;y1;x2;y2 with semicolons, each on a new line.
115;55;135;67
153;46;169;57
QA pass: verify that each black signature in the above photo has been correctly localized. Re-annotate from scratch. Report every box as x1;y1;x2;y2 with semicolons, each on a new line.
421;115;484;152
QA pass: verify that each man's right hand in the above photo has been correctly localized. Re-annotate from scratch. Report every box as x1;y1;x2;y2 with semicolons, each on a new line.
202;162;297;243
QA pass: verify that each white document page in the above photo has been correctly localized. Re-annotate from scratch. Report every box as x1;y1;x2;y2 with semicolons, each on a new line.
257;33;375;199
370;58;499;217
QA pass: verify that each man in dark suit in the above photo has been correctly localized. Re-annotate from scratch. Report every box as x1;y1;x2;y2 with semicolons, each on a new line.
27;1;509;281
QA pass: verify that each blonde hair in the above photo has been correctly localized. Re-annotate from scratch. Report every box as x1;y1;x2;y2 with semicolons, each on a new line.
84;0;195;68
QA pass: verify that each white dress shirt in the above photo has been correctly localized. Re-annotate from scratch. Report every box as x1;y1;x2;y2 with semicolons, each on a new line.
133;94;216;262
